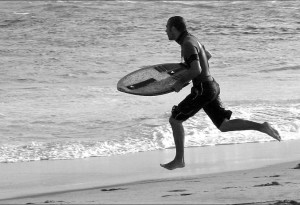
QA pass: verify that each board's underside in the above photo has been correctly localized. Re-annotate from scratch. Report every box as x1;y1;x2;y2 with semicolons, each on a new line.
117;63;188;96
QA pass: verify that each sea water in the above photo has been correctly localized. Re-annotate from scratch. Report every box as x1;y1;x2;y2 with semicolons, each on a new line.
0;0;299;163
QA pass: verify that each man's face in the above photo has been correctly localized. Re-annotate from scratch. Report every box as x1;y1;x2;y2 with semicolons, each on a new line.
165;21;175;40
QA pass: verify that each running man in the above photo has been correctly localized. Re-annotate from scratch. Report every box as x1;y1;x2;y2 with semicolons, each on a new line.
160;16;281;170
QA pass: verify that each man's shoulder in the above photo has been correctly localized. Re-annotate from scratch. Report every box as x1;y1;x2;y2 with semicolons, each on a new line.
182;35;198;47
181;35;199;54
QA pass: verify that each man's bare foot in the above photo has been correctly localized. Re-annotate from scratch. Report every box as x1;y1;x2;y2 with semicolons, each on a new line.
262;122;281;141
160;159;185;170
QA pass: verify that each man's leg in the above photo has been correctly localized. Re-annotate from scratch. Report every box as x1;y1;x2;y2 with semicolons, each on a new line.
219;119;281;141
160;117;185;170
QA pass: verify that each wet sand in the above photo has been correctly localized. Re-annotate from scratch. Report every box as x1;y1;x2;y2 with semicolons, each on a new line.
1;140;300;204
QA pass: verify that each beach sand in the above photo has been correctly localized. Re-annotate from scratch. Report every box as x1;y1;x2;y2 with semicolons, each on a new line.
1;140;300;204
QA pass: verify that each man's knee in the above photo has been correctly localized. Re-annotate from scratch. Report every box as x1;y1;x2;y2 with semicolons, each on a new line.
169;116;183;126
170;105;189;123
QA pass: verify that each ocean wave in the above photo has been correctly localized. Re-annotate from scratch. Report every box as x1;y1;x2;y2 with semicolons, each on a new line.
1;102;299;163
1;120;298;163
259;65;300;73
204;24;299;36
0;136;170;163
13;12;30;15
15;78;38;83
162;1;215;9
42;3;81;12
0;18;25;28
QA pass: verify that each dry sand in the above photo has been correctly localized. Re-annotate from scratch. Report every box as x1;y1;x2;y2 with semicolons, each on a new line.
1;140;300;204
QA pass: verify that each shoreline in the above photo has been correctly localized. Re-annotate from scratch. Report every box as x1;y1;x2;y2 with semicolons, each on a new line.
1;139;300;204
3;160;300;204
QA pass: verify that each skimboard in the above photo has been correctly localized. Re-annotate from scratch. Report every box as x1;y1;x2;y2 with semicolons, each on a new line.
117;63;189;96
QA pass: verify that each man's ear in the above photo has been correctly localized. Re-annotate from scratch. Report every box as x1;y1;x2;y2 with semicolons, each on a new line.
170;26;176;33
171;26;180;35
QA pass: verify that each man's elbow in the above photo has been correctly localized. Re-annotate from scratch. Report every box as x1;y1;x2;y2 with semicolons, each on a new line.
205;50;212;60
191;69;201;78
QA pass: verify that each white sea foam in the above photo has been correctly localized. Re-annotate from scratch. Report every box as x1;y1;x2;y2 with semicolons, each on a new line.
13;12;30;15
1;103;299;163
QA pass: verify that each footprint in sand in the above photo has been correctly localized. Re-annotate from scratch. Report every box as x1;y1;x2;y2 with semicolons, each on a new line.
222;186;239;189
162;193;192;197
253;181;281;187
269;175;280;177
293;163;300;169
162;189;192;197
254;175;280;178
168;189;187;192
27;200;67;204
180;193;192;196
101;188;127;192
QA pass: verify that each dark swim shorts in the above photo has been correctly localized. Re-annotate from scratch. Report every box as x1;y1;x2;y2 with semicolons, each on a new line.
171;79;232;128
